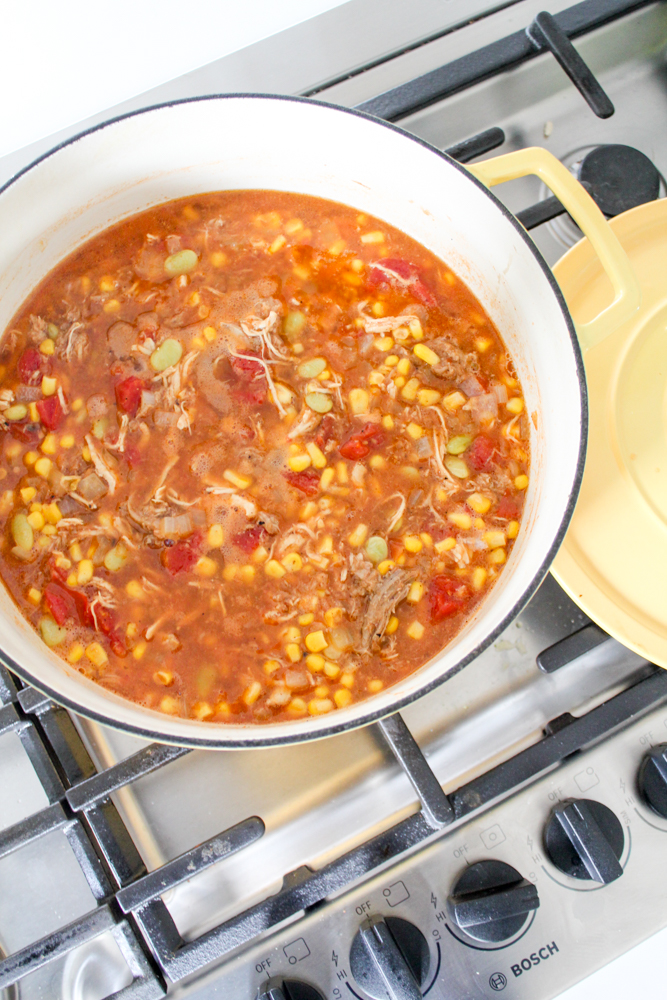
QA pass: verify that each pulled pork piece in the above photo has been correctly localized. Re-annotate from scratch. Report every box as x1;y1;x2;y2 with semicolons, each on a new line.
257;510;279;534
360;569;413;653
427;336;479;382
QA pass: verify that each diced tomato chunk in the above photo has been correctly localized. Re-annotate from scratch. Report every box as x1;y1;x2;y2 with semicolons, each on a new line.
232;524;268;553
36;395;64;431
368;258;437;308
43;581;92;628
125;443;141;468
495;495;520;520
429;575;469;622
314;414;336;449
230;353;264;377
339;422;385;461
466;434;495;472
44;583;70;625
283;469;321;496
115;376;145;416
94;605;126;658
17;348;45;385
161;532;202;575
8;422;40;442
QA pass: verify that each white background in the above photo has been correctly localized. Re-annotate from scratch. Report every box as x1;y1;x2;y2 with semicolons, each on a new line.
2;2;667;996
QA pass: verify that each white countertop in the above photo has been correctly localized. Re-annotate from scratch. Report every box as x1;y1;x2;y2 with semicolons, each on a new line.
2;4;667;997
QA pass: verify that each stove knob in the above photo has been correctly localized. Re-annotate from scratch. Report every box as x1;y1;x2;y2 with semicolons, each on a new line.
544;798;624;883
257;979;324;1000
349;915;429;1000
638;744;667;818
446;860;539;943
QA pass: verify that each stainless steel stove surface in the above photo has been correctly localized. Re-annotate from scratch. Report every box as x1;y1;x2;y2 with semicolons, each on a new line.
1;2;667;998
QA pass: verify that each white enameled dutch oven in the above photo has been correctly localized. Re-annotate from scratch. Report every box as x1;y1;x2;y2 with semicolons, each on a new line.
0;95;640;748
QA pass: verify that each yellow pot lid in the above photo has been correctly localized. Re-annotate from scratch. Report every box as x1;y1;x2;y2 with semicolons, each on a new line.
552;198;667;666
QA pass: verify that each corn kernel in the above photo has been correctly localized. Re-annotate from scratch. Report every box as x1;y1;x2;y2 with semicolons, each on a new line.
406;422;423;440
314;684;330;699
377;559;396;575
27;401;39;423
319;535;333;554
408;317;423;339
484;530;506;549
282;552;303;573
340;672;355;689
396;357;411;376
82;445;91;462
207;523;224;548
223;564;238;581
34;457;52;478
243;681;262;705
125;622;138;640
43;502;62;525
223;469;252;489
489;548;506;565
66;572;77;586
269;234;287;254
442;391;466;411
265;559;286;579
471;567;488;590
288;453;312;473
20;486;37;503
41;524;56;537
449;512;472;530
368;679;384;693
305;630;328;653
300;501;318;520
264;659;281;675
306;653;325;671
41;376;57;396
468;493;492;514
407;620;425;640
305;441;327;468
324;607;344;627
307;697;333;716
299;613;315;626
203;325;217;342
68;542;83;563
369;454;386;470
349;388;370;414
195;556;217;577
27;587;42;605
324;662;340;680
417;388;441;406
435;537;456;554
403;535;423;553
334;688;353;708
77;559;94;585
401;378;420;402
27;511;45;530
507;520;520;539
382;414;394;430
39;338;55;356
515;474;529;490
85;642;108;667
103;300;121;314
285;627;303;645
348;524;368;547
67;643;85;664
360;230;385;244
407;581;424;604
320;467;335;490
252;545;269;564
40;433;57;455
475;336;493;352
374;337;394;352
210;251;227;268
55;555;71;570
125;580;143;600
413;343;439;366
159;695;180;714
23;451;38;467
507;397;524;414
286;643;302;663
239;564;255;583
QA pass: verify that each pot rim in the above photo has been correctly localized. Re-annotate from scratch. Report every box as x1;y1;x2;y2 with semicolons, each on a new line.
0;92;588;748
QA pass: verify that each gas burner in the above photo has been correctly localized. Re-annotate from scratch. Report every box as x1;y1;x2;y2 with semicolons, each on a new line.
543;143;665;249
578;143;661;217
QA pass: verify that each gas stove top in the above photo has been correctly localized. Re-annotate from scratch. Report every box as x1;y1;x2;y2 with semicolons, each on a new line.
1;2;667;998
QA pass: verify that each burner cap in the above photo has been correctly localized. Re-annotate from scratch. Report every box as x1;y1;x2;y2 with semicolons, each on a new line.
578;144;660;217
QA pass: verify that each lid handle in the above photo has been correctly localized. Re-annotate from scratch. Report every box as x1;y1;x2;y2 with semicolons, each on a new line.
467;147;641;352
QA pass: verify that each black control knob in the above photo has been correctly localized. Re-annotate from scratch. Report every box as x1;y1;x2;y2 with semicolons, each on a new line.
447;860;539;943
349;916;429;1000
544;798;624;883
638;744;667;818
257;979;324;1000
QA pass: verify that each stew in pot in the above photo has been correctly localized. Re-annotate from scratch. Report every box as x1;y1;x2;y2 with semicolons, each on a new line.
0;191;529;723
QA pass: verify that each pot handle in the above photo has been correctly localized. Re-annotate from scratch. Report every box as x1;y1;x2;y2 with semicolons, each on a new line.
467;147;641;352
